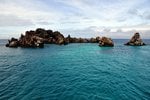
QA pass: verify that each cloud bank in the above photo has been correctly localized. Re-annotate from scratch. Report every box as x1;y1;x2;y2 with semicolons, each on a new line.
0;0;150;39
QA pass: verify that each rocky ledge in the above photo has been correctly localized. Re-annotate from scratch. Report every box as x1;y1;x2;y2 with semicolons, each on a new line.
6;28;102;48
125;33;146;46
99;37;114;47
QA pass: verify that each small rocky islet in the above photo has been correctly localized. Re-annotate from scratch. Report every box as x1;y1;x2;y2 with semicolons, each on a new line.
99;37;114;47
5;28;145;48
124;32;146;46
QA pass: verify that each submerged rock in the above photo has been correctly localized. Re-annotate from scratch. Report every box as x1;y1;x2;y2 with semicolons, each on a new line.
125;33;145;46
99;37;114;47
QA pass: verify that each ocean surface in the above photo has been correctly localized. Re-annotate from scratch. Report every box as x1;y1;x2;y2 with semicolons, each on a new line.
0;39;150;100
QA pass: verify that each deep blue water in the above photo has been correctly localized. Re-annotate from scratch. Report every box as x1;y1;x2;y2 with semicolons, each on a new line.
0;39;150;100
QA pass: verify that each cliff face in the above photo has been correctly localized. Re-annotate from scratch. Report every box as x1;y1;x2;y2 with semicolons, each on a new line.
125;33;146;46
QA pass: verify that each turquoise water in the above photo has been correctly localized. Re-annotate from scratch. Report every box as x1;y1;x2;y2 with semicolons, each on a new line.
0;39;150;100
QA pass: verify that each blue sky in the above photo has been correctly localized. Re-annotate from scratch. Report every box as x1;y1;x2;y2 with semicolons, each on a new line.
0;0;150;39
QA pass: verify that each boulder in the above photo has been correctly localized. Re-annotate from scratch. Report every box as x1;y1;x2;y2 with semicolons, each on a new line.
99;37;114;47
5;38;19;47
125;33;145;46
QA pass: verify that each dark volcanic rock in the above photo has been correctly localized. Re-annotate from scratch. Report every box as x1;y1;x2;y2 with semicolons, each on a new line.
99;37;114;47
65;35;100;43
36;29;47;38
6;28;104;48
6;28;67;48
6;38;19;47
125;33;145;46
19;35;44;48
53;31;65;45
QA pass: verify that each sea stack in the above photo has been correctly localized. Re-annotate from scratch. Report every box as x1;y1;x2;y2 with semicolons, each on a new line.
125;32;146;46
99;37;114;47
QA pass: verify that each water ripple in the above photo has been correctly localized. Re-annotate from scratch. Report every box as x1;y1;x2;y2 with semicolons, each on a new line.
0;41;150;100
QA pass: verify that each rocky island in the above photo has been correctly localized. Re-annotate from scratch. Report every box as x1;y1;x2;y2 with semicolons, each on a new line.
6;28;66;48
99;37;114;47
125;32;146;46
5;28;105;48
6;28;146;48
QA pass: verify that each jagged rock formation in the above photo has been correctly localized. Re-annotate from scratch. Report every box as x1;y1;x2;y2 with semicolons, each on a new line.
125;33;146;46
6;28;101;48
99;37;114;47
6;28;66;48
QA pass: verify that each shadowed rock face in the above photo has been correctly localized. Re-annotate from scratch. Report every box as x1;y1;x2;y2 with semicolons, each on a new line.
99;37;114;47
125;33;145;46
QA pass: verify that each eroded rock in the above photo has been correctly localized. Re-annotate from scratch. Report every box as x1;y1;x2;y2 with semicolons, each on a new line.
6;38;19;47
99;37;114;47
125;33;145;46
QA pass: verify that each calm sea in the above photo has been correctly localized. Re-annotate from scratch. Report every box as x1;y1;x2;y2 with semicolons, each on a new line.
0;39;150;100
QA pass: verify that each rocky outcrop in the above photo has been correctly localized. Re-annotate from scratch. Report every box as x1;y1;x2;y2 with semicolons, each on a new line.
64;35;100;43
125;33;146;46
53;31;65;45
6;38;19;47
19;34;44;48
6;28;67;48
99;37;114;47
6;28;103;48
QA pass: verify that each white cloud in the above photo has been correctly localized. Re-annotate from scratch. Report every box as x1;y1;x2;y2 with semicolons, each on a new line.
0;0;150;39
0;14;33;26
